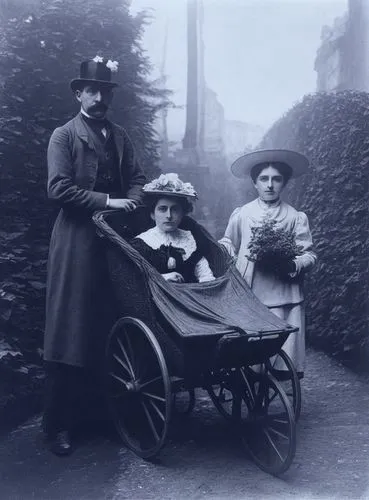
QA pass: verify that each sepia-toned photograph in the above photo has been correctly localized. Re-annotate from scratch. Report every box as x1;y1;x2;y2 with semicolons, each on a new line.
0;0;368;498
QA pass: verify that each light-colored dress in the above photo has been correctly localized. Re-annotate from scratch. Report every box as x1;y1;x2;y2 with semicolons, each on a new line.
219;198;316;373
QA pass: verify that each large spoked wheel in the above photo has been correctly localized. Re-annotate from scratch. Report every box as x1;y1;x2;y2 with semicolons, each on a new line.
105;317;171;459
241;370;296;476
266;350;301;421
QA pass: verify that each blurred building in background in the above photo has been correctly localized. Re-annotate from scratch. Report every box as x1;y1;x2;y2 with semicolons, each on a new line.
315;0;369;92
224;120;264;162
202;87;226;166
156;0;265;234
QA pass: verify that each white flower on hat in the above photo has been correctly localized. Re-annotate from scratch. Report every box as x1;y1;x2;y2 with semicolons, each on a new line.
106;59;119;72
165;173;179;183
93;55;104;63
182;182;196;196
142;173;197;198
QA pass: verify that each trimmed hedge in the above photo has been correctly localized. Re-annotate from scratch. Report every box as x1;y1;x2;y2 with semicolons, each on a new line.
259;91;369;368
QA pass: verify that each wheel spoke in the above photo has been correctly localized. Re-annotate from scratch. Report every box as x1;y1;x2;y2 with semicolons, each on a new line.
268;388;278;405
140;376;163;390
113;353;131;377
269;416;289;425
125;333;138;376
141;400;160;442
110;371;130;389
267;387;278;405
263;429;284;462
240;367;255;407
219;386;233;403
117;336;135;379
231;394;241;419
148;399;165;422
142;391;166;402
267;426;289;440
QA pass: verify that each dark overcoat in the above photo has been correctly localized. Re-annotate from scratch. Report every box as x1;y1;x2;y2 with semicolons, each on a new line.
44;113;146;367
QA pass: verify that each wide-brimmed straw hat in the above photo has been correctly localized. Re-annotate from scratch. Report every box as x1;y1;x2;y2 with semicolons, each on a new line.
231;149;309;179
70;57;119;92
142;173;198;200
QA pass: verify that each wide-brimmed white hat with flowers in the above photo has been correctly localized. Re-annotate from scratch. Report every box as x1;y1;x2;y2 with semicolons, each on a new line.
142;173;198;200
231;149;309;178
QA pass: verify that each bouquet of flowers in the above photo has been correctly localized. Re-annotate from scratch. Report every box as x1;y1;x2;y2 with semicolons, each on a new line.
247;218;303;277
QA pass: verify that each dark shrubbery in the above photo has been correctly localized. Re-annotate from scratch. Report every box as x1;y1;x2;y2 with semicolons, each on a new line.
0;0;167;413
260;91;369;369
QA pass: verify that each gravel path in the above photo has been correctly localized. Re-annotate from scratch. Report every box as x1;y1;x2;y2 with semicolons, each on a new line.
0;347;368;500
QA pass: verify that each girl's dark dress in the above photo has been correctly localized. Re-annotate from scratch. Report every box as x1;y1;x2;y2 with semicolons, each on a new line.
130;227;215;283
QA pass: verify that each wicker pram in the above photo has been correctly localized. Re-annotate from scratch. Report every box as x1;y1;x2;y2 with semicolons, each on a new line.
93;208;300;475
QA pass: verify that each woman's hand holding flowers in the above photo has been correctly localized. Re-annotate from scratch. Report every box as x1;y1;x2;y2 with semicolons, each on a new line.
282;259;297;274
247;218;303;279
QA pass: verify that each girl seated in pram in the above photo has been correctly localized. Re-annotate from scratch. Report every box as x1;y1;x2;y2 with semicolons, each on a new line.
130;173;215;284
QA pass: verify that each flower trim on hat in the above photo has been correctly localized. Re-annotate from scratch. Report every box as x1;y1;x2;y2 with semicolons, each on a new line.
92;55;119;72
106;59;119;72
143;173;197;198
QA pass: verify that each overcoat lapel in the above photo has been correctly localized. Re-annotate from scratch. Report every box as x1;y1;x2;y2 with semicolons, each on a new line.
74;113;96;151
111;123;124;165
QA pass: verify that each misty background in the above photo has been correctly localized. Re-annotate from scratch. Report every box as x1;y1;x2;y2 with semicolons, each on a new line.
131;0;347;146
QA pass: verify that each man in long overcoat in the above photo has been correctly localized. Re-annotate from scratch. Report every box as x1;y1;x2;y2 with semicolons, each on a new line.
43;57;146;455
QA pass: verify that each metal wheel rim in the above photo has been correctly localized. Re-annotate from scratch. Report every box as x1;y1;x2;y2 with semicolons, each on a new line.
266;350;302;421
105;317;171;459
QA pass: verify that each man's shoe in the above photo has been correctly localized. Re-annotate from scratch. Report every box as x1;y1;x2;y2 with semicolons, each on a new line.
47;430;74;456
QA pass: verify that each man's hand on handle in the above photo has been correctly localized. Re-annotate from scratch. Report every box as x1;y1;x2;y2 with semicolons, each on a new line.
107;198;137;211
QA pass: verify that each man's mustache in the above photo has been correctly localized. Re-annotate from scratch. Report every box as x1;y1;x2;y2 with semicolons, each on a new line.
90;103;107;111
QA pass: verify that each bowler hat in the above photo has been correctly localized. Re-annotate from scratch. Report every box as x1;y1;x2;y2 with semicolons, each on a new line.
231;149;309;178
70;59;119;92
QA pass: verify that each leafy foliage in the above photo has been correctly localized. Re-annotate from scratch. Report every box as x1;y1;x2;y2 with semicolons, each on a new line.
0;0;168;405
259;91;369;368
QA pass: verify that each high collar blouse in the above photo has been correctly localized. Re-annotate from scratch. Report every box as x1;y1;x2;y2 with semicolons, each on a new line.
219;198;316;307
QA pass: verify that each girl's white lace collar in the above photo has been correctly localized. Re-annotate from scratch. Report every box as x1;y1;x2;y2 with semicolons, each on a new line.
136;227;197;261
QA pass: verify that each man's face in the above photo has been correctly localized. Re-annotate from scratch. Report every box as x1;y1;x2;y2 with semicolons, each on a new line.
253;165;285;202
76;83;113;118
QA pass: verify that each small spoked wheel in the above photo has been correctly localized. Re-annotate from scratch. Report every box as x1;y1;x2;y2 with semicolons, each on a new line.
105;317;171;459
207;368;249;421
173;389;196;416
266;350;301;421
241;370;296;476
